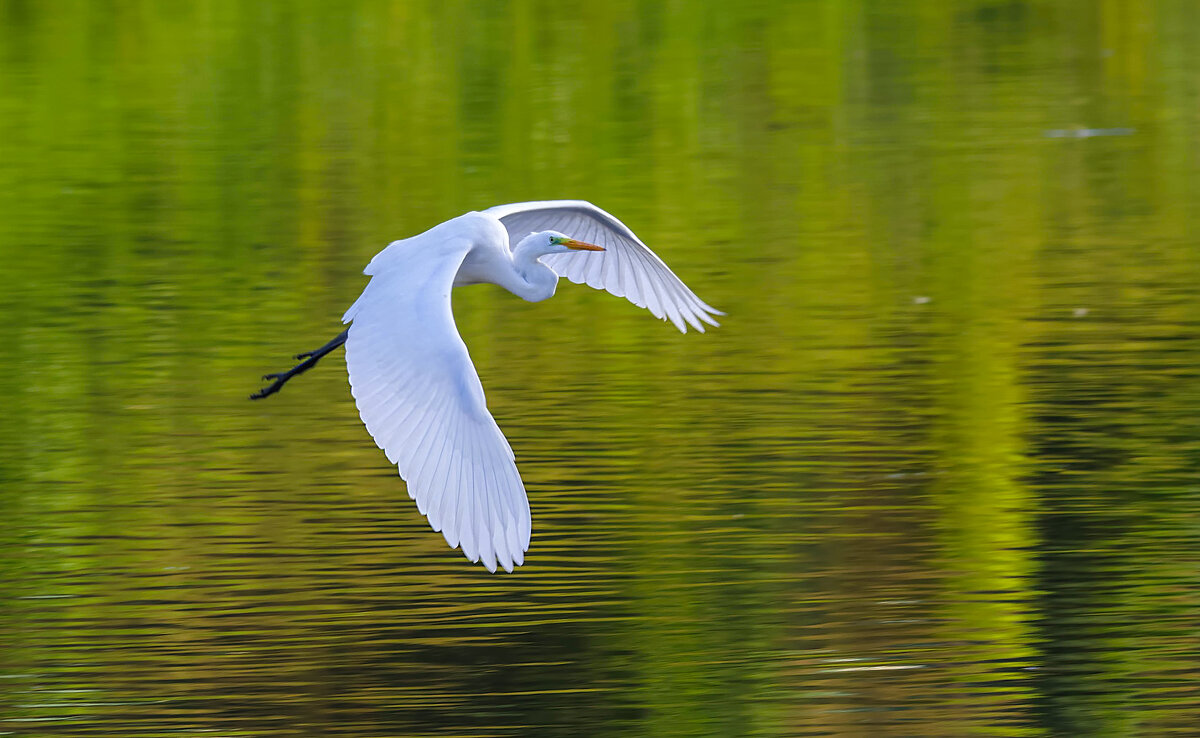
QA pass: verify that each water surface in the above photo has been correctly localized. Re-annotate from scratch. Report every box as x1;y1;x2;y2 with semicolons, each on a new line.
1;2;1198;736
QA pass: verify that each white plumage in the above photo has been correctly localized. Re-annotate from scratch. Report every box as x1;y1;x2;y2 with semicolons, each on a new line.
484;201;721;332
339;201;721;571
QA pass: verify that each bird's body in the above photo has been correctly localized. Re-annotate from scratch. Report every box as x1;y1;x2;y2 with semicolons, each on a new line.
450;213;548;293
254;200;721;572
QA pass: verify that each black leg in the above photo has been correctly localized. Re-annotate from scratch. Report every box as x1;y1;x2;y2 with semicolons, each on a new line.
250;328;349;400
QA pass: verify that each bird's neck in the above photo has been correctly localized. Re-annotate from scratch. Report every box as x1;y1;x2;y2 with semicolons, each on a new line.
505;241;559;303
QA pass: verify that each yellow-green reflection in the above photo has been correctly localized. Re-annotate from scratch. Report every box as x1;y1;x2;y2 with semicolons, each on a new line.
1;2;1198;736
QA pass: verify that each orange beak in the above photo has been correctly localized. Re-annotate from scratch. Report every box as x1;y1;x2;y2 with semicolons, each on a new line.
562;238;605;252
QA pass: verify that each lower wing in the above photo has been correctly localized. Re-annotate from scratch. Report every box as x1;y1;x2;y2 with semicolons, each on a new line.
343;238;531;572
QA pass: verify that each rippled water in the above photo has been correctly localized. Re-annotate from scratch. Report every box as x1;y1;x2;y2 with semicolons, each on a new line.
2;3;1198;736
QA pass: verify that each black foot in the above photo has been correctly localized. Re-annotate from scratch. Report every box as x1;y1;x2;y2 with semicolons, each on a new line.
251;329;348;400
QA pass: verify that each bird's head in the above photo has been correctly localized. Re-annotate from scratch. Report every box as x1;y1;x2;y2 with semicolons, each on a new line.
521;230;606;257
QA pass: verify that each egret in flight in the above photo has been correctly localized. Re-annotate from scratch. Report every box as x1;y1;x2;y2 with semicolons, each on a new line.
252;200;721;572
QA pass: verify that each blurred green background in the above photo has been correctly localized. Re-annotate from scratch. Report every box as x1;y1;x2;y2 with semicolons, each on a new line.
1;1;1198;736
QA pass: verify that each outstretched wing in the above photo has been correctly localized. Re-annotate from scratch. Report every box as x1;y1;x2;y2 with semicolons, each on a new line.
342;235;530;573
485;200;723;332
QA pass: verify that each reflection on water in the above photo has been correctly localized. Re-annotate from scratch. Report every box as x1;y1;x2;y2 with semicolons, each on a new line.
1;2;1198;736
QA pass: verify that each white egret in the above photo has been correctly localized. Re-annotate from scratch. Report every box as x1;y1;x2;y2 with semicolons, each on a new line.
252;200;722;572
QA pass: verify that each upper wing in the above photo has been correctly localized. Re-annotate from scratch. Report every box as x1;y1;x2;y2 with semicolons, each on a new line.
485;200;723;332
341;236;530;573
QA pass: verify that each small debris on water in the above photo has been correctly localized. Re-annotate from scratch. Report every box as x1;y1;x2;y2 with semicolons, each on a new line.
1044;127;1135;139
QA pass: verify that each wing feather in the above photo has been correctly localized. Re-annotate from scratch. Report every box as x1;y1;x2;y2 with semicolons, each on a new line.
424;416;455;524
617;242;640;305
485;200;722;332
343;235;531;572
409;390;449;506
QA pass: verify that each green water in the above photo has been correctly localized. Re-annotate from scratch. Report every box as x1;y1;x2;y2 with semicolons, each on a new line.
2;2;1198;736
